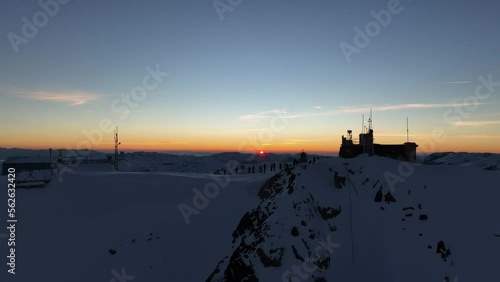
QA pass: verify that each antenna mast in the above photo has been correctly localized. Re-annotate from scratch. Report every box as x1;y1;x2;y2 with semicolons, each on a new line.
369;108;372;130
362;115;364;133
406;117;409;143
114;127;120;170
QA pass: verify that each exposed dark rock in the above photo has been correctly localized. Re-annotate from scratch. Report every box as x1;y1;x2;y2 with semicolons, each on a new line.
436;240;452;261
374;188;383;202
287;173;296;194
292;245;304;262
419;214;428;221
108;249;116;255
334;171;346;188
222;256;258;281
484;164;497;171
318;206;342;220
362;178;369;185
291;226;299;237
256;247;284;267
258;173;283;200
232;210;269;242
384;191;396;203
313;252;331;270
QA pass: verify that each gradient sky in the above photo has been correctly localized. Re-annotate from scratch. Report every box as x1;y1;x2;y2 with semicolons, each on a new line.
1;0;499;154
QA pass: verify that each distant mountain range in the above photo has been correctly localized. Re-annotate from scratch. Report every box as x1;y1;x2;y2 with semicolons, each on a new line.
0;147;107;160
423;152;500;171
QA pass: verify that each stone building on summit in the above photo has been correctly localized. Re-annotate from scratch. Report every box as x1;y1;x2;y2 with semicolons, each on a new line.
338;112;418;162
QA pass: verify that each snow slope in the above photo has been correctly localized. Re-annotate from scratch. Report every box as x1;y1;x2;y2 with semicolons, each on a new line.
118;152;292;173
0;169;274;282
207;155;500;281
0;154;499;281
423;152;500;171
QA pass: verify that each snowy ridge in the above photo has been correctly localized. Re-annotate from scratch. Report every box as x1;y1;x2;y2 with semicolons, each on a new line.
119;152;291;173
0;154;498;281
207;155;500;281
423;152;500;171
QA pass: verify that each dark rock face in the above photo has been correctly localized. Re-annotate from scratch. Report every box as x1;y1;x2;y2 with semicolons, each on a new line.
318;206;342;220
374;188;383;202
208;157;459;281
221;256;258;282
207;163;342;282
419;214;428;221
256;247;285;267
384;191;396;203
436;240;452;261
292;245;305;262
334;171;346;188
258;173;284;200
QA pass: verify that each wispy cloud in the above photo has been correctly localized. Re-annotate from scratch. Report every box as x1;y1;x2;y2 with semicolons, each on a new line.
240;109;288;121
4;86;99;106
314;106;322;110
340;102;484;113
452;120;500;127
287;139;324;142
435;81;471;85
160;141;189;144
240;102;485;121
200;129;263;134
239;107;344;121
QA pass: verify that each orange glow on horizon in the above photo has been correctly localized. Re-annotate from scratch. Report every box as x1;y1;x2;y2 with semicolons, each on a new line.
1;132;499;154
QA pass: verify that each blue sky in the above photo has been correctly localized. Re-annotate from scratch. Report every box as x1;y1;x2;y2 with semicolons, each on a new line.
0;0;499;153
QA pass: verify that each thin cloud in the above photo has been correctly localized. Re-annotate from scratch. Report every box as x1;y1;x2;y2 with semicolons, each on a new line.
287;139;324;142
447;134;500;138
340;102;484;113
199;129;262;134
240;109;287;120
452;120;500;127
240;102;484;121
160;141;189;144
4;86;99;106
314;106;322;110
435;81;471;85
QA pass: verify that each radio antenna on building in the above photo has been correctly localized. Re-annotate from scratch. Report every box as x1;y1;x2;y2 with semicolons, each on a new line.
362;115;364;133
369;108;373;130
406;117;409;143
114;127;121;170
